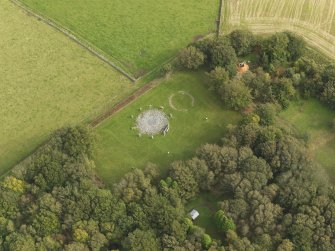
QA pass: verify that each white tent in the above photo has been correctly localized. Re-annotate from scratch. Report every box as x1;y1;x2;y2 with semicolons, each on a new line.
189;209;199;220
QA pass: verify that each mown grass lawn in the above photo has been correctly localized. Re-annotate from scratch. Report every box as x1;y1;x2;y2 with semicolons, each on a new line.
0;0;135;177
94;71;240;185
20;0;218;76
280;99;335;184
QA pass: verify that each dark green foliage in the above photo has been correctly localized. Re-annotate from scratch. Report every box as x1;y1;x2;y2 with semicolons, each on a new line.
207;66;229;91
195;36;238;75
209;38;238;72
255;103;279;126
285;31;306;61
178;46;205;70
220;78;252;110
229;29;255;56
123;229;160;251
272;78;296;108
52;126;94;159
215;210;236;233
263;32;290;65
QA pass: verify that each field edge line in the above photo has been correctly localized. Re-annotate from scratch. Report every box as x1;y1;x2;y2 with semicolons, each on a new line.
9;0;137;82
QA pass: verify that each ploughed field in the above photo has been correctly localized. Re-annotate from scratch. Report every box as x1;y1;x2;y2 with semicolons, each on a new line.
20;0;218;77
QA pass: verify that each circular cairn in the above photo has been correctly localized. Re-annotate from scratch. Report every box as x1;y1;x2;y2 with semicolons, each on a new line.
136;109;169;135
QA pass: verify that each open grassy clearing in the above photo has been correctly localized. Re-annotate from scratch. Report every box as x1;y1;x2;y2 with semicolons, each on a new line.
280;99;335;184
20;0;218;76
0;0;136;177
185;192;222;239
94;72;240;185
222;0;335;60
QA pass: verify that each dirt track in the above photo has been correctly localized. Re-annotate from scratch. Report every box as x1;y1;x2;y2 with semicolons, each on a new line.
89;79;160;128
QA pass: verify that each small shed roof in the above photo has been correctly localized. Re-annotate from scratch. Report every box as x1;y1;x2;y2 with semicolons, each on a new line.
189;209;199;220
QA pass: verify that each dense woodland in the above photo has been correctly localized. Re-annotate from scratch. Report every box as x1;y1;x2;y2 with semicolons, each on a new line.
1;30;335;250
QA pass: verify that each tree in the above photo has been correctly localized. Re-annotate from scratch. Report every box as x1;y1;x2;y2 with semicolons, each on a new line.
73;228;89;243
322;81;335;109
53;126;95;159
215;210;236;233
273;78;296;108
285;31;306;61
225;230;255;251
245;68;274;103
65;242;90;251
32;210;61;237
229;29;255;56
255;103;279;126
2;176;25;193
5;233;36;251
178;46;205;70
263;33;290;64
208;38;238;73
122;229;160;251
289;224;313;251
276;239;294;251
207;67;230;91
220;78;252;110
169;161;198;200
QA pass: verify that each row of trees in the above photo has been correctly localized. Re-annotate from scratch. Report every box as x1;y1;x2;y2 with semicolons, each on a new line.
177;29;335;113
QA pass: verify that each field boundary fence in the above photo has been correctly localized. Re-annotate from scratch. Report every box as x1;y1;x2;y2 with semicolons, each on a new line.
216;0;224;37
10;0;137;82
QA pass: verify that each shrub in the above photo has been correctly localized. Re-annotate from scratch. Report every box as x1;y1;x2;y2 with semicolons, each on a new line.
202;234;212;249
160;63;173;76
214;210;236;233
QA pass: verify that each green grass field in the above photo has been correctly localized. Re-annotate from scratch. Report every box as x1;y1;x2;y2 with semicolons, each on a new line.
222;0;335;60
280;99;335;183
20;0;218;76
94;72;240;185
0;0;136;176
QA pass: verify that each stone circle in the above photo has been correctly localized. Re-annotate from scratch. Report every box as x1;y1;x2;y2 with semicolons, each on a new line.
136;109;169;135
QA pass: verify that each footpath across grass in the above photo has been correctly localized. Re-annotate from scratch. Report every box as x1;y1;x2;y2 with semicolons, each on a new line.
280;99;335;184
0;0;135;177
94;71;240;185
20;0;218;76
